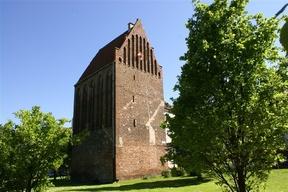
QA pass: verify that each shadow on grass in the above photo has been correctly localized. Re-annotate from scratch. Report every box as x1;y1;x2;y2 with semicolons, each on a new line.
57;177;210;191
51;179;79;187
51;178;103;187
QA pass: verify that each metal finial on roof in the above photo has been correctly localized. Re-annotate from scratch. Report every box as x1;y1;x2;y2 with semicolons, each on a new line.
128;22;134;31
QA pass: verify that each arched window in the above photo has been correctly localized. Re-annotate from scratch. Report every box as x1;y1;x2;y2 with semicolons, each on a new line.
74;88;81;133
132;35;135;68
154;60;157;75
94;77;98;128
101;77;105;128
123;47;126;64
150;49;154;74
143;38;146;72
128;39;131;66
147;42;150;73
97;76;103;128
108;71;113;127
89;81;95;131
82;84;88;130
140;37;143;70
105;71;112;127
136;35;139;69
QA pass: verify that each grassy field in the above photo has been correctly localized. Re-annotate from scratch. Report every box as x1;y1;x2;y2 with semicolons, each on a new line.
48;169;288;192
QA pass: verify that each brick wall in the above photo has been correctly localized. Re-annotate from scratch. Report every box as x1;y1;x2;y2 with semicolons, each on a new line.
71;19;167;183
71;63;115;183
114;20;166;180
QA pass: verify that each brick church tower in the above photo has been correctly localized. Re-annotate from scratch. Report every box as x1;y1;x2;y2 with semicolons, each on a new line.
71;19;166;183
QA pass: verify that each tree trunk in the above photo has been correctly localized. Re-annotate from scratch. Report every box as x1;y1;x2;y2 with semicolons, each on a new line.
53;169;57;181
237;167;246;192
26;182;32;192
26;175;33;192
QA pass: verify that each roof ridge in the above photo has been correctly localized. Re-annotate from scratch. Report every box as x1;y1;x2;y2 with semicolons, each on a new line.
77;29;129;83
99;30;129;51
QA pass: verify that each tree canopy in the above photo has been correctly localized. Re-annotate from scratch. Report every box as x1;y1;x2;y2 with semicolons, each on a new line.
0;106;71;192
163;0;288;192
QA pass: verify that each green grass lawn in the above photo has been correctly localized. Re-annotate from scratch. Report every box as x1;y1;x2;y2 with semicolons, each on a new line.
48;169;288;192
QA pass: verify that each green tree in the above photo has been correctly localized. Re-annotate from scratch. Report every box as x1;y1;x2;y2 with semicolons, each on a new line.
163;0;288;192
0;106;71;192
0;122;17;189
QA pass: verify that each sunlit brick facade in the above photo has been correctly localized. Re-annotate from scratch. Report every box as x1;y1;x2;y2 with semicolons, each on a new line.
71;19;166;183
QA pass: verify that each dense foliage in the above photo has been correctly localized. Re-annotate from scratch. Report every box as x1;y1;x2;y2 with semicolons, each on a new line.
0;106;71;192
163;0;288;192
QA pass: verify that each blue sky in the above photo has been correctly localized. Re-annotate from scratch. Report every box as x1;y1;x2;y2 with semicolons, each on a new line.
0;0;287;124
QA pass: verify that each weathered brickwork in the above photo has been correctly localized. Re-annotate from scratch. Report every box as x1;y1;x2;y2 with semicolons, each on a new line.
71;19;166;183
71;63;114;183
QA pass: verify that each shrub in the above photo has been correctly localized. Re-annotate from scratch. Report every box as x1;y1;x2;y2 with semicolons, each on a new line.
171;167;186;177
161;170;171;178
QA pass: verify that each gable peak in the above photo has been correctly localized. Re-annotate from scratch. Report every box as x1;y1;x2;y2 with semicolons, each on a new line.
127;18;143;32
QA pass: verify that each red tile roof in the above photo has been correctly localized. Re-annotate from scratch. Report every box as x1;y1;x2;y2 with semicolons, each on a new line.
77;30;128;83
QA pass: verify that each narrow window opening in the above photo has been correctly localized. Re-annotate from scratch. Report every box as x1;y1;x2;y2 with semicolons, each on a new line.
128;39;131;66
147;42;150;73
123;47;126;64
133;119;136;127
154;60;157;75
132;95;135;102
143;38;146;72
150;49;153;74
133;75;136;80
132;35;135;68
136;35;139;69
140;37;143;70
119;57;122;62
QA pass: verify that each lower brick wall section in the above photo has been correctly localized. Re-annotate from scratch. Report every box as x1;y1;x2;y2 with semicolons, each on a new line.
71;130;114;183
115;145;166;180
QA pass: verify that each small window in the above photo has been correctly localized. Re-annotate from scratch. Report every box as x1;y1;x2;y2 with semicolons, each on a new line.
119;57;122;62
128;39;131;66
132;96;135;102
136;35;139;69
154;60;157;75
133;119;137;127
133;75;136;80
123;47;127;64
132;35;135;68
